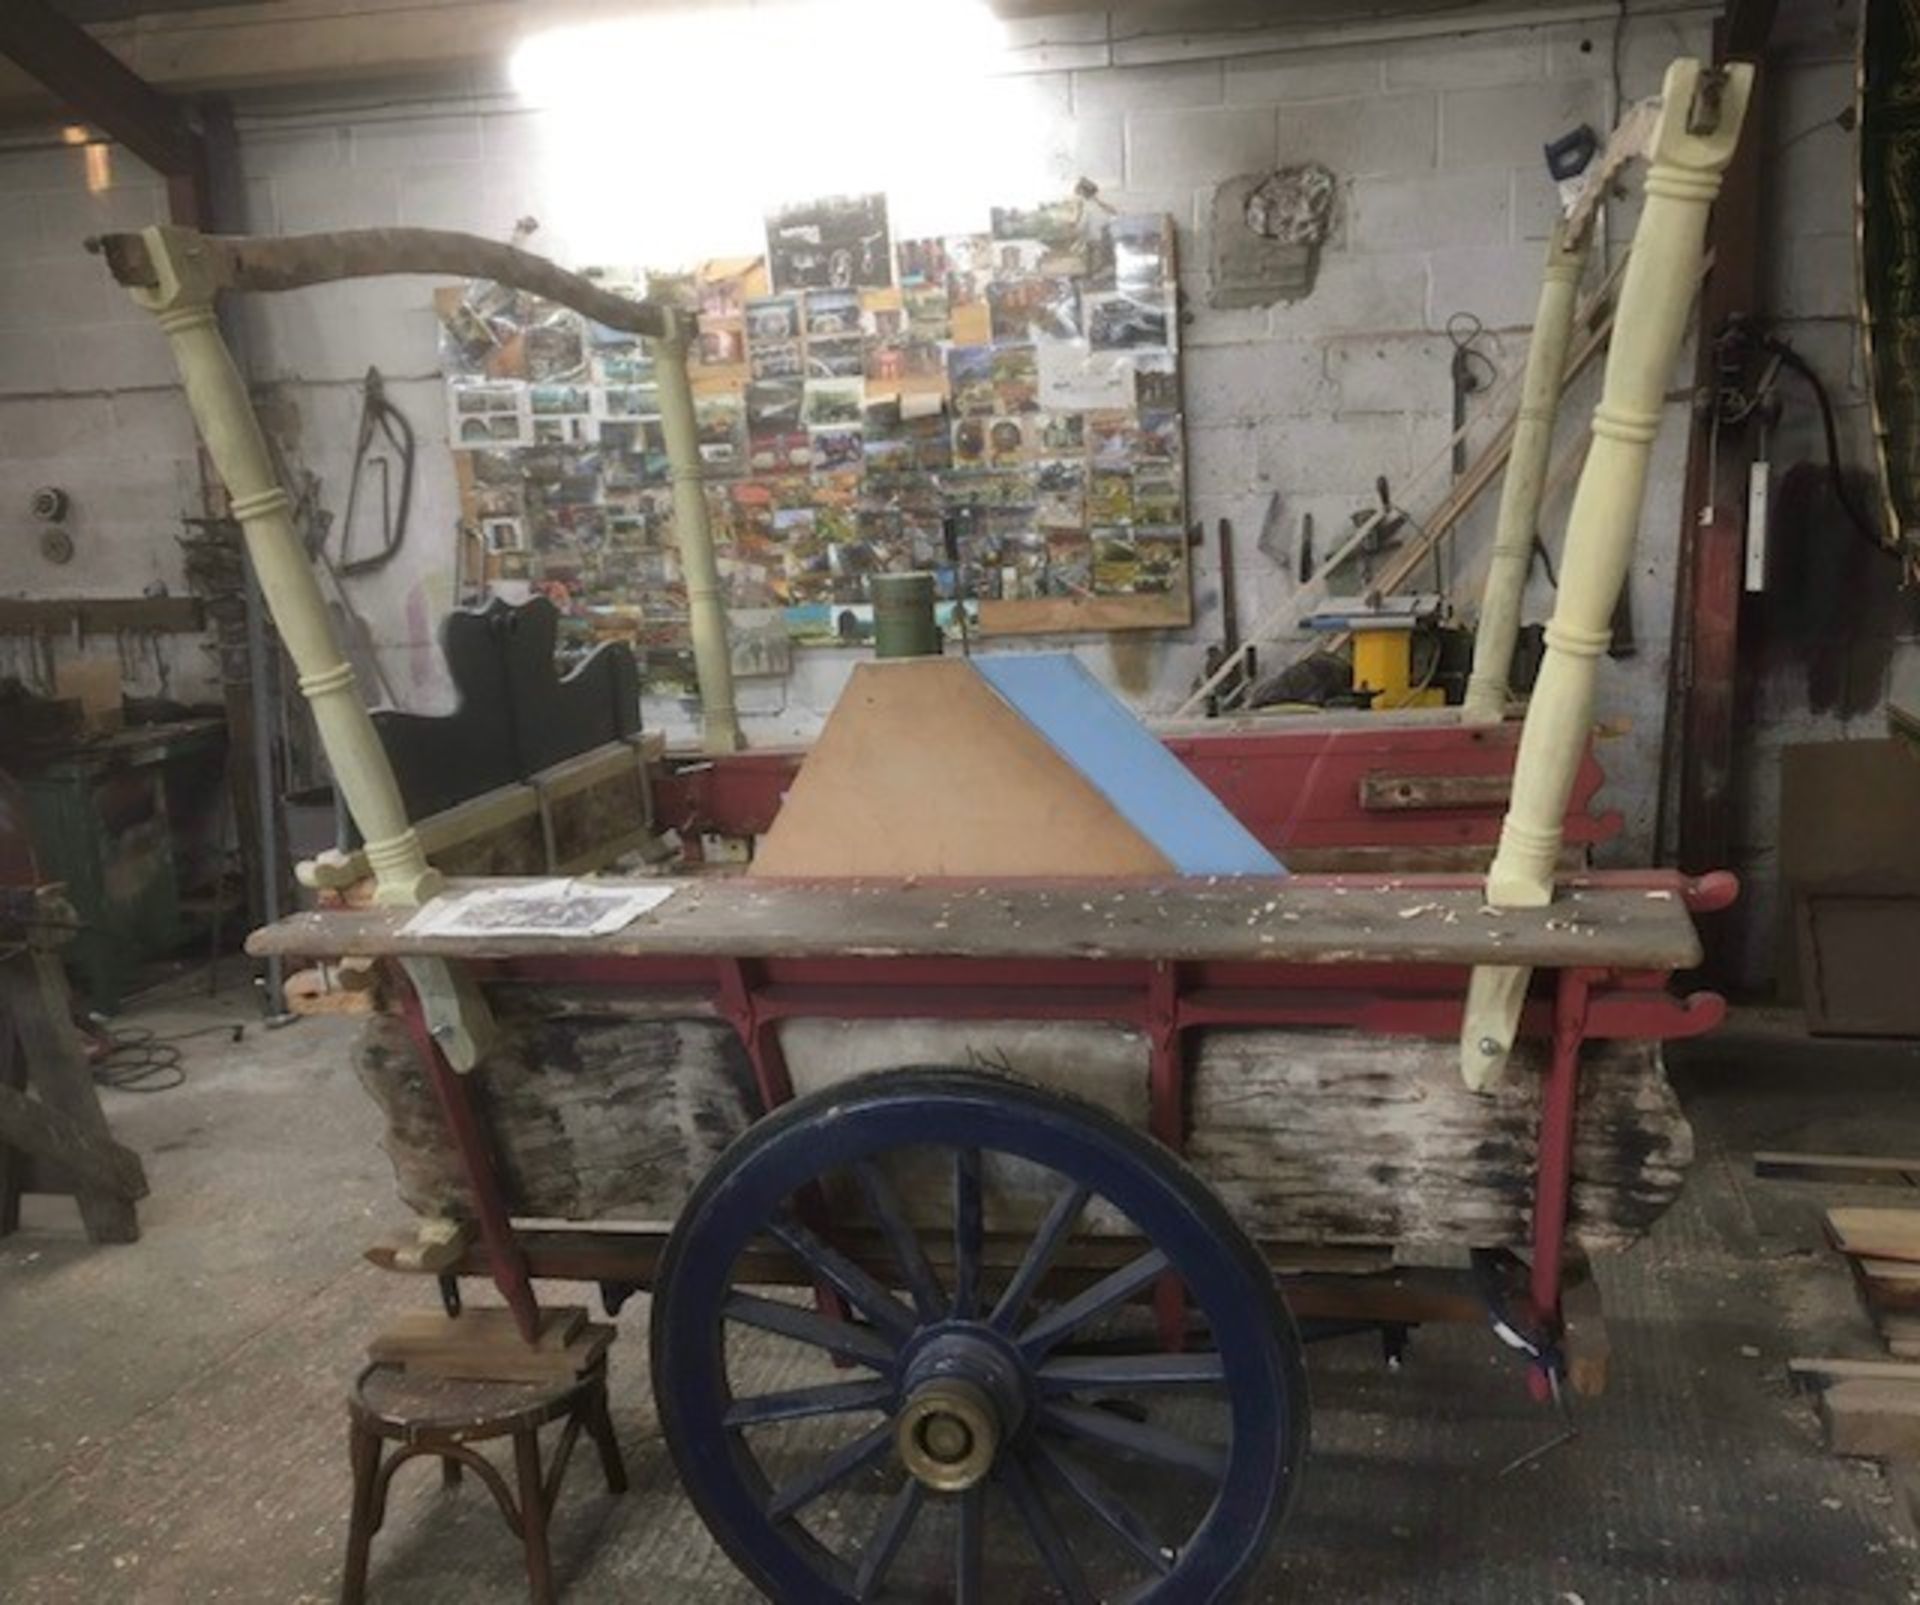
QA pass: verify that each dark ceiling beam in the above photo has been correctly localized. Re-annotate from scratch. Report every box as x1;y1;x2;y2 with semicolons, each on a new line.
0;0;200;177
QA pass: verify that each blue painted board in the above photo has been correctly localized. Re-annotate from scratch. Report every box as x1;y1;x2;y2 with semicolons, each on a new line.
975;654;1286;877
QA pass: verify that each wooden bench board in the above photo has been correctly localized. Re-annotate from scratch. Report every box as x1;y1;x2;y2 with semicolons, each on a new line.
248;875;1702;970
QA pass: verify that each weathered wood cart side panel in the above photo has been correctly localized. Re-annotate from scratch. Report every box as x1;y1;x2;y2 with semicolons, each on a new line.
354;1002;1689;1252
355;1002;757;1220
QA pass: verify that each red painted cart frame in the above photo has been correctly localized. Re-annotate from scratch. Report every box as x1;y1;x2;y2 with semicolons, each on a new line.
368;866;1732;1390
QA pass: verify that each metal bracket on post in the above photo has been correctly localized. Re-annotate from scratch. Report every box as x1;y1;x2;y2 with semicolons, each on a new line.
1459;60;1752;1090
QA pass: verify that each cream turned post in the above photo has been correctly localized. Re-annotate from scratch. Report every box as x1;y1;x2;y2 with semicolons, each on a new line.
1462;218;1593;724
117;225;493;1067
652;313;743;755
1460;59;1752;1091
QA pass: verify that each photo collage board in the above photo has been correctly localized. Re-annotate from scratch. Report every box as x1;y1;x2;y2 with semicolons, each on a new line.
441;195;1186;672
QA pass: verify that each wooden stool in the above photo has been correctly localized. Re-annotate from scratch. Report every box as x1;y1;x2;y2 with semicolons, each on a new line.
341;1356;626;1604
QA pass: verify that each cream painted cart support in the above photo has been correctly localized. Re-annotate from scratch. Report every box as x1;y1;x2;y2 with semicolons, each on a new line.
1461;60;1752;1090
1462;218;1592;723
653;311;743;753
87;223;742;1338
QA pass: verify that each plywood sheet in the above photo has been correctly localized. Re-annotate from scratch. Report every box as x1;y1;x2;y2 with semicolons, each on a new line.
749;659;1174;878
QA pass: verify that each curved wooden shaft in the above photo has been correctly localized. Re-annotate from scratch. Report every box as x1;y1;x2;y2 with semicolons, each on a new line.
107;226;498;1067
1461;59;1752;1090
1463;219;1592;723
124;227;439;910
653;325;742;753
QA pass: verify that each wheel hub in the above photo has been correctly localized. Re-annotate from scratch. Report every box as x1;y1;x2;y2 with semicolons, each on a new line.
896;1376;998;1491
894;1327;1030;1492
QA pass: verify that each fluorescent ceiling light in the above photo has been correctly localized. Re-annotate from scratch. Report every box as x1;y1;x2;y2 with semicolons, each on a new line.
509;0;1057;267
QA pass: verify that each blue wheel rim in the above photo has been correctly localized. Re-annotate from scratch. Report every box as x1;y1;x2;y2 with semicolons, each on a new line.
651;1067;1309;1603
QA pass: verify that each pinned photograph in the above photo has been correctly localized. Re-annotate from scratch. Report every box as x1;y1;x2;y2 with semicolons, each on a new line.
945;234;995;289
1134;469;1184;526
1092;530;1140;594
1138;410;1181;460
531;414;597;446
802;377;865;428
1086;292;1168;351
994;198;1082;249
596;344;654;386
895;237;949;288
904;284;951;342
804;288;861;340
1002;208;1087;276
1043;527;1093;595
1134;352;1179;411
1089;469;1134;524
988;276;1080;343
1109;213;1172;296
1087;410;1139;471
482;516;527;554
1036;414;1086;455
699;274;748;324
1037;341;1134;411
448;380;529;449
695;392;745;469
697;325;747;369
859;290;907;342
752;341;805;381
595;386;657;420
525;318;588;383
810;427;865;473
991;239;1048;277
990;344;1039;414
947;346;996;417
985;415;1034;467
766;193;893;292
1134;530;1187;594
951;416;989;469
1036;461;1086;528
807;337;867;379
746;295;801;343
748;429;812;475
747;379;806;434
530;383;593;417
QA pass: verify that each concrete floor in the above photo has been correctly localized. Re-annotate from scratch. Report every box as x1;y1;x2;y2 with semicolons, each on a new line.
2;988;1919;1603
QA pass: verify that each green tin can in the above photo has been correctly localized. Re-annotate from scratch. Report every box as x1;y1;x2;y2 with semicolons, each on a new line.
871;571;941;659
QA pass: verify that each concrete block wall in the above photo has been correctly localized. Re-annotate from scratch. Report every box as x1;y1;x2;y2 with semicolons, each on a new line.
0;0;1883;986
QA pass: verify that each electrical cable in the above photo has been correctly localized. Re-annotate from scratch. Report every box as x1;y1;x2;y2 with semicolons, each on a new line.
1752;330;1893;556
84;1021;242;1094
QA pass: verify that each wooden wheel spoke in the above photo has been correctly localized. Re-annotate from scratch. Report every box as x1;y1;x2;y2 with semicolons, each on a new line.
765;1421;895;1522
1000;1452;1096;1605
956;1482;985;1604
854;1158;945;1320
952;1146;984;1319
853;1479;926;1601
1040;1402;1227;1481
989;1181;1091;1334
769;1216;919;1342
1038;1352;1225;1395
724;1292;894;1371
1017;1249;1170;1360
725;1378;894;1429
1030;1436;1176;1577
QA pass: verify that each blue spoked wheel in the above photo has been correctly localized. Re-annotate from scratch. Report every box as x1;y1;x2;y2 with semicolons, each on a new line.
649;1068;1309;1602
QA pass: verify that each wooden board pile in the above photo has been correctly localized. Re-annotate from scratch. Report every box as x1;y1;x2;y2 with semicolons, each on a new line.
1759;1153;1920;1459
